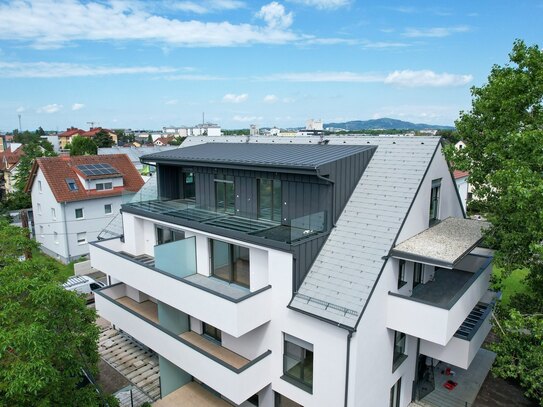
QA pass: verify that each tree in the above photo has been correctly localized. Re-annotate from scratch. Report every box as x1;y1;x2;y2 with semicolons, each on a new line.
0;221;105;406
69;136;97;156
93;130;114;148
447;39;543;404
168;136;186;146
13;141;56;193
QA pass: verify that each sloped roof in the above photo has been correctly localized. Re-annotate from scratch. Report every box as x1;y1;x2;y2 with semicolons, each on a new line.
182;135;441;329
453;169;469;179
58;127;84;137
80;127;115;137
142;142;374;174
26;154;144;203
0;147;24;171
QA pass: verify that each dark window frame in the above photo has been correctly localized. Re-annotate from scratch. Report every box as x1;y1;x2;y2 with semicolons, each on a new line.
104;204;112;214
214;175;235;214
282;335;313;393
75;208;84;219
210;239;250;288
413;263;423;288
398;260;407;289
202;322;222;343
257;178;282;222
392;331;407;372
389;377;401;407
429;178;441;226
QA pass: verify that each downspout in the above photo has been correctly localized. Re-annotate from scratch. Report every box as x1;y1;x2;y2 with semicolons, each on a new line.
62;202;71;262
344;330;353;407
315;167;336;227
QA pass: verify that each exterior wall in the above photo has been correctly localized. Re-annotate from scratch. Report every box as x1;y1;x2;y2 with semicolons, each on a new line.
396;145;464;244
64;196;122;260
455;176;469;212
31;168;67;262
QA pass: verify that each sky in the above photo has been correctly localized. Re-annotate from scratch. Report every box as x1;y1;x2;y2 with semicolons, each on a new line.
0;0;541;131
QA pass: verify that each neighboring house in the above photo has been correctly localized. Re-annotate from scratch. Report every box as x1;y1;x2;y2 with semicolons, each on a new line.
58;127;119;148
454;170;470;212
90;136;493;407
154;136;175;146
26;154;144;263
0;145;24;199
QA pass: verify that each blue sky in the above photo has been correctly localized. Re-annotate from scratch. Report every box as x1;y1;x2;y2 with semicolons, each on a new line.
0;0;541;131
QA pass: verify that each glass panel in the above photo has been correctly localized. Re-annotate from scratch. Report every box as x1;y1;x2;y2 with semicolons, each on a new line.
215;181;225;211
233;245;250;288
225;182;235;214
258;179;273;220
211;239;232;282
283;339;313;389
184;172;195;199
203;323;222;342
154;237;197;278
414;263;423;287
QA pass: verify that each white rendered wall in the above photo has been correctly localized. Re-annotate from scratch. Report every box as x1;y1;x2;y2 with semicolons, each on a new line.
455;177;468;213
396;145;464;244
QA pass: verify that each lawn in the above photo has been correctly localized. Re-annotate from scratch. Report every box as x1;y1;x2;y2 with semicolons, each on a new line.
31;249;76;283
493;267;530;306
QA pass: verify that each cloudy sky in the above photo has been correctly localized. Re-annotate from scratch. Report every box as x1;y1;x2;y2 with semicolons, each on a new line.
0;0;541;131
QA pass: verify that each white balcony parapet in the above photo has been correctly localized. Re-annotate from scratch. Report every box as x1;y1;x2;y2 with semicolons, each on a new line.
89;237;272;337
386;254;492;346
95;283;272;405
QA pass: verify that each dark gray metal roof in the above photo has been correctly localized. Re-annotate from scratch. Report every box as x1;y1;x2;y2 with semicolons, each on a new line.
141;143;375;173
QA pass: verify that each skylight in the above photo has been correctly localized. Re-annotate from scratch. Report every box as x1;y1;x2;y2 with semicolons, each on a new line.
66;178;78;191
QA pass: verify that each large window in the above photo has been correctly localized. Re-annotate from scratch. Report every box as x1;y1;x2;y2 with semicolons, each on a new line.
398;260;407;289
390;378;401;407
183;172;195;199
429;178;441;226
96;182;113;191
156;226;185;245
215;175;235;214
258;179;282;222
282;334;313;393
413;263;423;288
392;331;407;372
210;239;250;288
202;323;222;343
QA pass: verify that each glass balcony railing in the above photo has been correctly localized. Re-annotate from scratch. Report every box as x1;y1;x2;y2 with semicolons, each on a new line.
122;193;327;245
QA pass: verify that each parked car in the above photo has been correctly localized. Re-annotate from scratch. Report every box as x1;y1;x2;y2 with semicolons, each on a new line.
63;276;105;304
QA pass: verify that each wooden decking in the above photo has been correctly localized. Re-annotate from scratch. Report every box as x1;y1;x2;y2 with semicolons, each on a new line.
153;382;230;407
117;297;159;324
180;331;250;369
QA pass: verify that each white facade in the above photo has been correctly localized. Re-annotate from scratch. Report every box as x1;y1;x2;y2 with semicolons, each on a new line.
31;168;125;263
91;136;492;407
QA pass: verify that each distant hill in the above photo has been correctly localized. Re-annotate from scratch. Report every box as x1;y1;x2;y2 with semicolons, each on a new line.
324;118;455;131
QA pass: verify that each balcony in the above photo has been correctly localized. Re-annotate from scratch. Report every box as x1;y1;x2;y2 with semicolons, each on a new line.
95;283;272;405
122;198;327;248
420;301;493;369
386;253;492;345
89;237;272;337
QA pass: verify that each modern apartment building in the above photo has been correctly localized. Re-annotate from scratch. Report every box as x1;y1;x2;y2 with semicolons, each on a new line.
90;136;493;407
26;154;144;263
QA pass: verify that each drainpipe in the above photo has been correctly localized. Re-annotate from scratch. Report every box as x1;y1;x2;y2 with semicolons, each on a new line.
344;330;353;407
62;202;71;262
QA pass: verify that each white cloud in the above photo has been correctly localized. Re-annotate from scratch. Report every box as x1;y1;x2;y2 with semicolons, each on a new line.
259;70;472;87
164;74;225;81
263;94;279;103
71;103;84;111
402;26;470;38
16;106;25;113
223;93;248;103
0;61;177;78
0;0;297;48
287;0;350;9
172;0;245;14
37;104;62;114
384;70;473;87
362;41;411;49
256;2;293;29
165;99;178;105
233;115;263;122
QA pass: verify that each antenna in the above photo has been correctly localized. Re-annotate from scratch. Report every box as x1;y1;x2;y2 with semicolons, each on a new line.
202;112;205;126
18;114;22;132
86;121;97;129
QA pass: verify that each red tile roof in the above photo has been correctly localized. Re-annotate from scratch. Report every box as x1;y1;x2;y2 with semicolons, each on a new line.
58;127;84;137
453;170;469;179
154;136;174;145
25;154;144;203
0;147;24;171
80;127;115;137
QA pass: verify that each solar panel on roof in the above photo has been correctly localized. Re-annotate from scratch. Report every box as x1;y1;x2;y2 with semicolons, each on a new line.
76;163;119;176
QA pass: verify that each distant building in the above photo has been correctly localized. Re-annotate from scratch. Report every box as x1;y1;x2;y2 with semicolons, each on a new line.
454;170;470;212
250;124;259;136
98;145;181;171
297;119;325;136
0;145;24;199
25;154;144;263
57;127;118;149
154;136;175;146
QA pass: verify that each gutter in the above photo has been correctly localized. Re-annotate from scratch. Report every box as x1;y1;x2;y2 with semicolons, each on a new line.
315;167;336;226
61;202;71;262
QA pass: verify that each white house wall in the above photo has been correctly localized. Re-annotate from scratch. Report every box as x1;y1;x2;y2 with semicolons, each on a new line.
396;145;464;244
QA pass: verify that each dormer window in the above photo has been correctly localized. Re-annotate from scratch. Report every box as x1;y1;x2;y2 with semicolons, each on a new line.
96;182;113;191
66;178;78;191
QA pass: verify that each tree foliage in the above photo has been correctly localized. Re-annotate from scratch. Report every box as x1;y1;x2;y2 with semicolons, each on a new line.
68;135;98;156
0;221;104;406
447;40;543;272
447;39;543;405
490;310;543;404
13;139;56;194
93;130;115;148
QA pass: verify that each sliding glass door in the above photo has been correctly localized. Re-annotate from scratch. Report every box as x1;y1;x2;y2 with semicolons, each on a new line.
210;239;250;288
215;175;235;214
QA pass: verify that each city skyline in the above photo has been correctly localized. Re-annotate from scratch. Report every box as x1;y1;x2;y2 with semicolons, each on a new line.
0;0;541;131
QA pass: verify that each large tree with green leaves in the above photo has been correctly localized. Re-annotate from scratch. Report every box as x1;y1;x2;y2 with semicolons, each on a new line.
93;130;115;148
0;221;107;406
68;135;98;156
448;40;543;404
12;138;56;194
